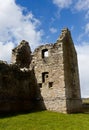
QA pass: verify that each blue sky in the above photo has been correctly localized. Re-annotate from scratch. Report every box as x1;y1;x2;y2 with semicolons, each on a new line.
16;0;89;44
0;0;89;97
15;0;89;44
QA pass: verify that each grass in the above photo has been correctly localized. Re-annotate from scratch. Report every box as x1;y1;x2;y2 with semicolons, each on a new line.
82;98;89;104
0;111;89;130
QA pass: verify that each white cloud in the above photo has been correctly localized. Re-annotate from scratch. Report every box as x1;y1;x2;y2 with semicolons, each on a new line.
0;0;43;62
0;42;14;63
74;0;89;20
85;23;89;34
85;10;89;19
76;43;89;98
53;0;72;8
50;27;57;33
75;0;89;11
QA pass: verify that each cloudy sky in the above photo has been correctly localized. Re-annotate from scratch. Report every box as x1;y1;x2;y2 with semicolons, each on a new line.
0;0;89;97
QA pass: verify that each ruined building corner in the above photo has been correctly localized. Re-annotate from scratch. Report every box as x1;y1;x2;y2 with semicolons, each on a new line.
0;28;82;113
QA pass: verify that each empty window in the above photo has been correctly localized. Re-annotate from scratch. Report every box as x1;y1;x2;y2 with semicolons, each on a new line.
42;49;48;58
38;83;42;88
42;72;49;83
49;82;53;88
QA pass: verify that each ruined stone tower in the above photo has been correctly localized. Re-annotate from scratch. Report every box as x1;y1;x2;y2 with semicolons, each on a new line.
0;28;82;113
31;28;82;113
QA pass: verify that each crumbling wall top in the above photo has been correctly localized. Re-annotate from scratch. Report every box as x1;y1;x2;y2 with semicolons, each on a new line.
57;28;71;42
11;40;32;68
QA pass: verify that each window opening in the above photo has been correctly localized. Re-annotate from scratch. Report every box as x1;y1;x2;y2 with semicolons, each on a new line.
42;72;49;83
49;82;53;88
42;49;48;58
38;83;42;88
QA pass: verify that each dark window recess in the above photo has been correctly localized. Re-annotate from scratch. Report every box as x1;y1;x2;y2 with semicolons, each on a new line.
59;44;62;47
42;49;48;58
42;72;49;83
46;75;48;78
38;83;42;88
49;82;53;88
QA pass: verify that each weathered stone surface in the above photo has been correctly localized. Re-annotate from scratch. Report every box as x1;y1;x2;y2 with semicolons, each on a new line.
0;28;82;114
31;28;82;113
11;40;31;68
0;62;39;113
61;28;82;113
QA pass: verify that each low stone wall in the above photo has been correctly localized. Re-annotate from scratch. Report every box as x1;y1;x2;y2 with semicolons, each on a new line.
0;61;38;113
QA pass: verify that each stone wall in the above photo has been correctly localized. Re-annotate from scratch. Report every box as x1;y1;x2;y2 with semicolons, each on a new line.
0;28;82;114
31;28;82;113
0;40;45;113
11;40;31;68
57;28;82;113
0;61;39;113
31;43;67;113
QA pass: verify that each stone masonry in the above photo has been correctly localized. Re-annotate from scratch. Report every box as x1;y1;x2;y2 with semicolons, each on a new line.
0;41;40;113
0;61;38;113
0;28;82;113
11;40;32;68
31;28;82;113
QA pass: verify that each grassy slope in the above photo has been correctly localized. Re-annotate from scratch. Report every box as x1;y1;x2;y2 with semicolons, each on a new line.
0;111;89;130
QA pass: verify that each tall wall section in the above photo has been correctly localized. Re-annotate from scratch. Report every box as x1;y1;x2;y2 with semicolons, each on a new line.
31;28;82;113
57;28;82;113
31;43;67;113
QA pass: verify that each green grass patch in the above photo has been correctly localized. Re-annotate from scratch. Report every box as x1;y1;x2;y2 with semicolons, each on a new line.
82;98;89;104
0;111;89;130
